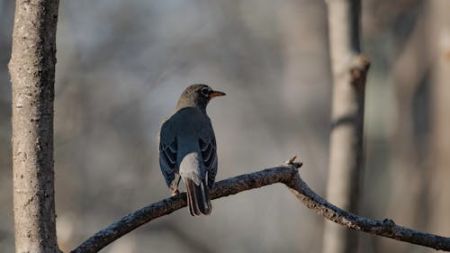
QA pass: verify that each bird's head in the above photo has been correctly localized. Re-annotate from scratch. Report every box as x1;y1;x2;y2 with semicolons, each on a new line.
176;84;226;112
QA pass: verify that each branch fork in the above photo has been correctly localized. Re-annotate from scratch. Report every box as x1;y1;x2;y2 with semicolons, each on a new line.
71;159;450;253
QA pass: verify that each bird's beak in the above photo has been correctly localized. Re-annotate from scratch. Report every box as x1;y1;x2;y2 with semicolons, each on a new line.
209;90;226;98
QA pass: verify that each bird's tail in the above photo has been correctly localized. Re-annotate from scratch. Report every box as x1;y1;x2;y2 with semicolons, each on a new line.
185;178;212;216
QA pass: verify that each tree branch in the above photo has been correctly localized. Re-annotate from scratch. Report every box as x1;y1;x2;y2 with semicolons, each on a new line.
286;173;450;251
71;161;450;253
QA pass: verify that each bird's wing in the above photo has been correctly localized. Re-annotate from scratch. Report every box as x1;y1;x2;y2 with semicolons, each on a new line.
199;127;218;189
159;120;178;187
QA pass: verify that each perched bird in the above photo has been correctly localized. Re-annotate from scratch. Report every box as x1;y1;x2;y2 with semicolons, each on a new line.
159;84;225;216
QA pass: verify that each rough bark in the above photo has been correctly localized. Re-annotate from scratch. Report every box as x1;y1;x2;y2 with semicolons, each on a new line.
323;0;369;253
9;0;60;252
71;161;450;253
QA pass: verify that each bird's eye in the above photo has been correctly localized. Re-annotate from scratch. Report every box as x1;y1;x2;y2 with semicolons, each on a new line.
200;87;210;97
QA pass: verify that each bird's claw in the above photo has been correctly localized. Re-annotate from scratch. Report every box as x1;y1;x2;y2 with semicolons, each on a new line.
171;189;180;197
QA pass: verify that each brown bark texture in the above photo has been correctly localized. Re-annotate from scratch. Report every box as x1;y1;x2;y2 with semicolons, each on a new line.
323;0;370;253
9;0;60;252
71;161;450;253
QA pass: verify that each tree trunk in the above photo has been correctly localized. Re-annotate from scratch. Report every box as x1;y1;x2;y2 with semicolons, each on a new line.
9;0;60;252
383;14;431;253
323;1;369;253
428;0;450;239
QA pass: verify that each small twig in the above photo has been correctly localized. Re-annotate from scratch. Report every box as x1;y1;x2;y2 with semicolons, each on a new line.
71;160;450;253
285;155;303;168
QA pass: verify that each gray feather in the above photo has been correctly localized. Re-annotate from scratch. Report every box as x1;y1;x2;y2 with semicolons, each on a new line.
159;84;222;216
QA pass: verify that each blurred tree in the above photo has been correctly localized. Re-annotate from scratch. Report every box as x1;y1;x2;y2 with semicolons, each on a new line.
9;0;60;252
323;0;369;253
360;1;430;252
428;0;450;241
0;0;14;249
386;5;431;252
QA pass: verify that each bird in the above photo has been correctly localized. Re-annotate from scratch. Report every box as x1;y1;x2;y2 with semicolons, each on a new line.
159;84;225;216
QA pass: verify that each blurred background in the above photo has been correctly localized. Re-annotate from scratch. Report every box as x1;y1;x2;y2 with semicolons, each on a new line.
1;0;449;252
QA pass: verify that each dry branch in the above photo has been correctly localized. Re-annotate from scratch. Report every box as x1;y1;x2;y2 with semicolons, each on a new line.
71;160;450;252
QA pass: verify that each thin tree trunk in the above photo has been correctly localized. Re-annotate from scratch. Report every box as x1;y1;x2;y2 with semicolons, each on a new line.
9;0;60;252
428;0;450;239
323;1;369;253
383;14;431;253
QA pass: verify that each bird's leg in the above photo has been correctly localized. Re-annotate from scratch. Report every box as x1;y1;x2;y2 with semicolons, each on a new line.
170;174;182;196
